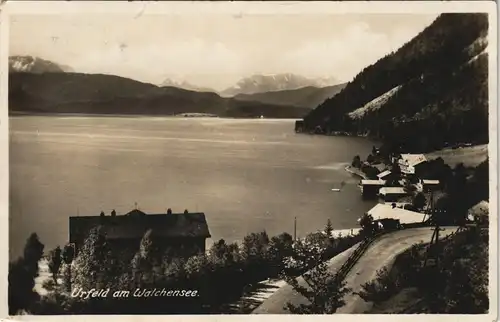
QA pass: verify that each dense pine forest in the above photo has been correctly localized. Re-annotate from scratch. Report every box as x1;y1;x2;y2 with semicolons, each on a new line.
302;13;489;153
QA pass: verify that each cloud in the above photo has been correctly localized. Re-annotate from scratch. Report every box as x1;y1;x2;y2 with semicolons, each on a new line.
13;14;436;90
71;39;243;89
279;21;426;82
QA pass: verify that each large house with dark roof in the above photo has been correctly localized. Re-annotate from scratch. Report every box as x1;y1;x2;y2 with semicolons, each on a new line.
69;208;211;259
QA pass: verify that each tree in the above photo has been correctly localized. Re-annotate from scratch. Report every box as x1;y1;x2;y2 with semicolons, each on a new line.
351;155;362;168
413;192;427;211
62;244;75;264
71;226;114;290
267;233;294;276
392;161;402;177
283;242;351;313
324;219;334;238
9;233;45;314
444;162;470;224
366;154;375;164
404;179;417;193
131;229;158;286
24;233;45;275
357;267;400;303
48;246;62;284
305;232;332;252
359;213;373;233
241;231;270;282
61;244;75;292
241;231;270;260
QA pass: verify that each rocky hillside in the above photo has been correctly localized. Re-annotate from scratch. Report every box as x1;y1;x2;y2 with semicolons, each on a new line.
9;56;74;73
220;73;338;97
233;83;347;109
9;72;310;118
301;13;489;153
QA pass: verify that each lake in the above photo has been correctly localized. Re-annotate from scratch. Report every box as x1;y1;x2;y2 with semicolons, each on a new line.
9;116;376;259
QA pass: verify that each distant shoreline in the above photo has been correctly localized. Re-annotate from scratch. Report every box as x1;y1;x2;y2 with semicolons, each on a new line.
9;112;302;121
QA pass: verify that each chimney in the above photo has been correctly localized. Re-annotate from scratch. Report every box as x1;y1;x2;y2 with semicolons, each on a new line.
111;209;116;217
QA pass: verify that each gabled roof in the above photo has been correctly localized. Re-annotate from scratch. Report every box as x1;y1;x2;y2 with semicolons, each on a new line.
367;203;425;224
377;170;392;179
379;187;407;195
399;154;427;167
70;209;211;242
361;179;386;185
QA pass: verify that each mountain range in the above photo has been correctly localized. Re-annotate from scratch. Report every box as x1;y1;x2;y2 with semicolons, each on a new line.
233;83;347;109
9;56;343;117
220;73;339;97
9;55;74;73
300;13;489;153
9;72;311;118
159;78;216;93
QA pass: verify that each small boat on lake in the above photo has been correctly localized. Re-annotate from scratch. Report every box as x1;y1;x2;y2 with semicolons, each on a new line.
331;181;346;192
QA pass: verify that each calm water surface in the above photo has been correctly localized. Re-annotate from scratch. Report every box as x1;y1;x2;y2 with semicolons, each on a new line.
9;116;376;259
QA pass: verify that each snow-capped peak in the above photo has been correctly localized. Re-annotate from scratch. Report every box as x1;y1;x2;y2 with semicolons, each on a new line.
221;73;340;97
9;55;73;73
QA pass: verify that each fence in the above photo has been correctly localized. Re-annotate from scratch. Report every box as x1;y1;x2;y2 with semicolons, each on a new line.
333;231;386;282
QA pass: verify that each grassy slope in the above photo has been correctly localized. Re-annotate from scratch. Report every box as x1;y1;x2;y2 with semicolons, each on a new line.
425;144;488;168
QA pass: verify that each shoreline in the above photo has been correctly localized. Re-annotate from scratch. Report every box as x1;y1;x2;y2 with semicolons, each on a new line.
8;112;302;121
344;165;368;180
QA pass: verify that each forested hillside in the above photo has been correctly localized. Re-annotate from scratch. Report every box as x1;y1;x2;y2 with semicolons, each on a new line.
234;83;347;109
302;13;489;153
9;72;309;118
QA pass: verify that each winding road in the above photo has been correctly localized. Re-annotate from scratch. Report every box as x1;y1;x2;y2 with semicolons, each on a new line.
337;226;456;313
252;226;457;314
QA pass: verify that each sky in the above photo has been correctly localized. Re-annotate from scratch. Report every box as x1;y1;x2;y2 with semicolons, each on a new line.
10;13;438;91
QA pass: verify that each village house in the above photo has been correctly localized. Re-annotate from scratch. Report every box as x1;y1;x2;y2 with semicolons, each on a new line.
394;154;428;177
421;179;441;191
366;203;426;225
69;208;211;259
378;186;408;202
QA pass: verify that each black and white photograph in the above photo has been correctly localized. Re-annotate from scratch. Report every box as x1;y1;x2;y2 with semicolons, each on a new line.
4;1;498;317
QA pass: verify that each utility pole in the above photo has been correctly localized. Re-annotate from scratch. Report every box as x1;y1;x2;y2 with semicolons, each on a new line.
424;189;441;268
293;217;297;241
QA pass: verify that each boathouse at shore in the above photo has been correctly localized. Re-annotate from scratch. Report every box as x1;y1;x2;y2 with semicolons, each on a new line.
69;208;211;257
360;179;386;199
295;120;305;133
